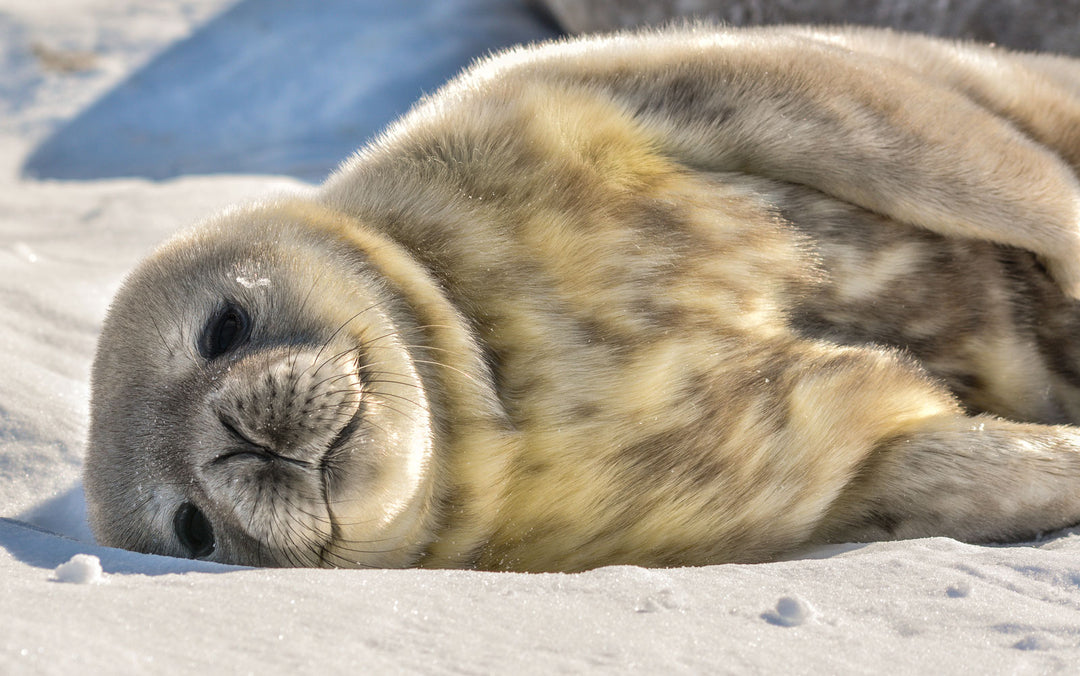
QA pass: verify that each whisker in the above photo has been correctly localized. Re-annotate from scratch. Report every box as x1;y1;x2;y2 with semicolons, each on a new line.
311;299;400;369
410;358;482;386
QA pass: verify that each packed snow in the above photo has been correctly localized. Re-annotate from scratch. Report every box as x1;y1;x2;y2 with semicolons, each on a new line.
51;554;107;585
3;1;1080;673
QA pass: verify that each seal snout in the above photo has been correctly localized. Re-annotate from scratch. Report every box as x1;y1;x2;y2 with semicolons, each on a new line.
209;347;363;465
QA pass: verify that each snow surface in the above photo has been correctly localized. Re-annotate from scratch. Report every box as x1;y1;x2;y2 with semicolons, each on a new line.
3;1;1080;673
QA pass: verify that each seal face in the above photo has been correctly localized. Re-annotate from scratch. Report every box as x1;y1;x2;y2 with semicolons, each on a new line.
85;26;1080;571
85;206;442;567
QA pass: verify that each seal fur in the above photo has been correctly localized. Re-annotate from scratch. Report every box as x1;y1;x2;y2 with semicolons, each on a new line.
85;26;1080;571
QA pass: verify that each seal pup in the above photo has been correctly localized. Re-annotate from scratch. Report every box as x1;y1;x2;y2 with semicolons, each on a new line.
85;26;1080;572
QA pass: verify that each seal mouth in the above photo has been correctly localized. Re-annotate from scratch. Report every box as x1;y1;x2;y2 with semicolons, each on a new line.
319;356;365;482
308;342;366;474
316;388;364;568
324;408;362;460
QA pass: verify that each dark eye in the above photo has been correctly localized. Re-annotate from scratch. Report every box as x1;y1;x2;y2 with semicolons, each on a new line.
174;502;215;559
199;304;250;359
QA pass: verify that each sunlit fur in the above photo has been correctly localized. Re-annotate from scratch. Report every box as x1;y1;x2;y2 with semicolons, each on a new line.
86;26;1080;571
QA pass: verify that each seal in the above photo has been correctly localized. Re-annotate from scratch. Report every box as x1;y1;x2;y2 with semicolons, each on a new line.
84;26;1080;572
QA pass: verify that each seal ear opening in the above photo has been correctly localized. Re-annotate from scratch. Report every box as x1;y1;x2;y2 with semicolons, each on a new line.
174;502;215;559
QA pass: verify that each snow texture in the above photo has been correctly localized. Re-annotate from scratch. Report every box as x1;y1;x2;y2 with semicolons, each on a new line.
52;554;107;585
3;1;1080;673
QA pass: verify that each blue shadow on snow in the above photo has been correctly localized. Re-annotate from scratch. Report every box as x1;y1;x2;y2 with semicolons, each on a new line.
22;0;562;181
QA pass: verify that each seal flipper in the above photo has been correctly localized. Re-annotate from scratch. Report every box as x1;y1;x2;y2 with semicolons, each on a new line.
814;416;1080;546
473;27;1080;297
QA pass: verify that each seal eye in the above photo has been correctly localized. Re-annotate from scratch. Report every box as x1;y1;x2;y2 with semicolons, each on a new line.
174;502;215;559
200;304;250;359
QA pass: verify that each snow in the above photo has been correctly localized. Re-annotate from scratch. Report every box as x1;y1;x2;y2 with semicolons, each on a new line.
52;554;106;584
762;595;816;627
2;0;1080;673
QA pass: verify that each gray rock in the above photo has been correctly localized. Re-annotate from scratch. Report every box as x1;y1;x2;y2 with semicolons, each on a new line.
536;0;1080;55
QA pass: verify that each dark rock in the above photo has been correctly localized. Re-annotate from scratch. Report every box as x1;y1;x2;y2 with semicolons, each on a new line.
537;0;1080;55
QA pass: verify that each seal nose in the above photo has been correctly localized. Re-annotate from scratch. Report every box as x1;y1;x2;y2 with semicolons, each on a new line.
210;348;362;463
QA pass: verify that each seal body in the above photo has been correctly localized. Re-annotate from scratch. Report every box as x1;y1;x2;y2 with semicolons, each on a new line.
85;26;1080;571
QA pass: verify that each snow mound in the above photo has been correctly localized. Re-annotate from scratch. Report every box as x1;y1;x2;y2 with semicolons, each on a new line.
51;554;106;585
762;595;816;627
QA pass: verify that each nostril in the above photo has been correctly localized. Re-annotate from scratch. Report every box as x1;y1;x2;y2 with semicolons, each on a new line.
211;412;277;465
174;502;215;559
219;413;258;447
208;348;362;466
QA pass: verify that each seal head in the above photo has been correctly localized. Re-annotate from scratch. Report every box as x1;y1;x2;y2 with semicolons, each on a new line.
84;201;440;568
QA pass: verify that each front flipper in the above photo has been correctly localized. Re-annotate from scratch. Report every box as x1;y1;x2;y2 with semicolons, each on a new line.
498;28;1080;297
